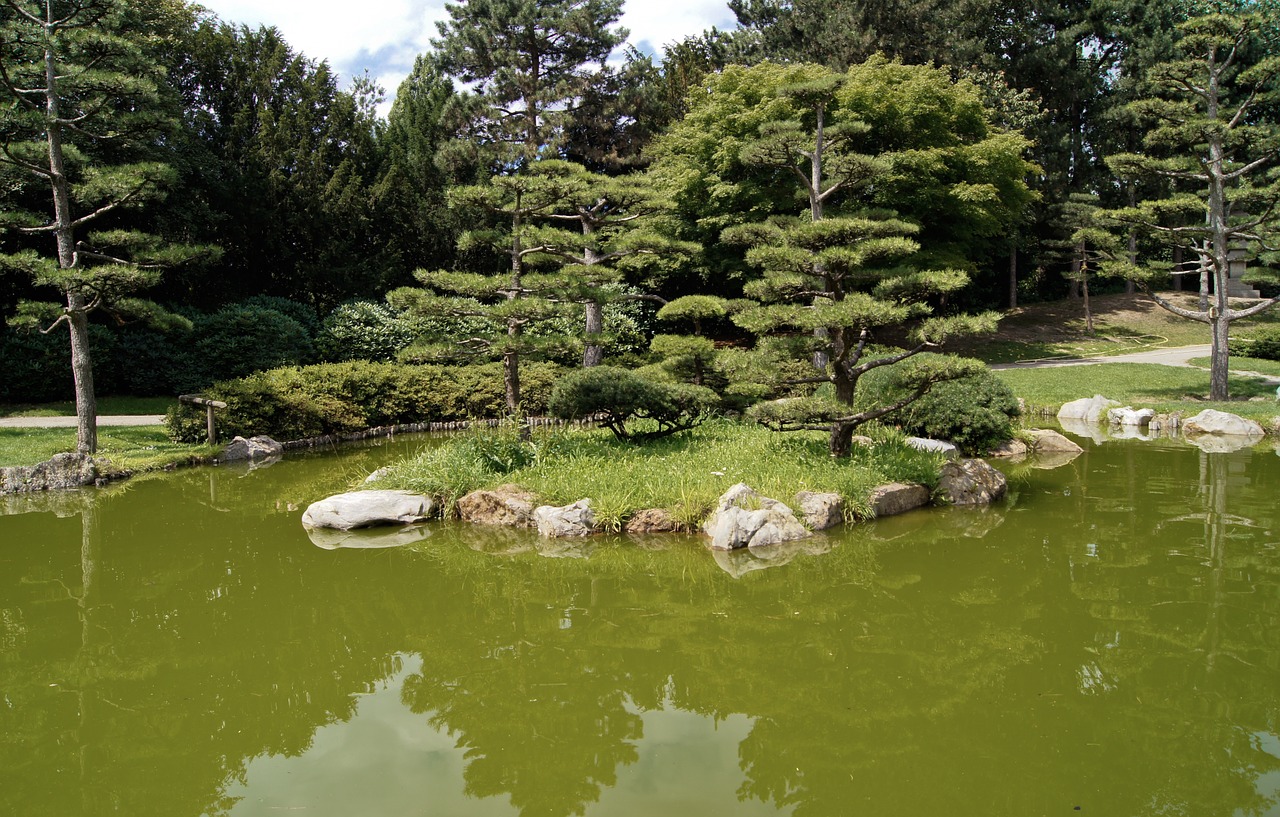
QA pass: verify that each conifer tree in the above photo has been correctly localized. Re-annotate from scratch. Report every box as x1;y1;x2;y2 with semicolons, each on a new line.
1105;11;1280;400
0;0;203;452
432;0;626;164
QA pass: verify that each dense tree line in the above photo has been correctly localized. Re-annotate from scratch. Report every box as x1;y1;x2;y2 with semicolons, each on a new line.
2;0;1277;450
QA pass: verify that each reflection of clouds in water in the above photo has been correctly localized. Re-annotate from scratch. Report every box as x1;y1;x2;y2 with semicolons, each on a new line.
225;654;779;817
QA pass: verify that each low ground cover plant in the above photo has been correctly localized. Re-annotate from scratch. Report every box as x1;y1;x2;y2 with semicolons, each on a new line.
367;419;946;530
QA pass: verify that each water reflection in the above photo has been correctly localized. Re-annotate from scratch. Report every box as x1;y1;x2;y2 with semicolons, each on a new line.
1;439;1279;817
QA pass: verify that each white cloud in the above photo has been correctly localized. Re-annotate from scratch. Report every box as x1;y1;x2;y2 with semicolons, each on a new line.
197;0;737;100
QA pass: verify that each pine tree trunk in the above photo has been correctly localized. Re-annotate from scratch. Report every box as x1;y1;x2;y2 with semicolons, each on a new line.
67;294;98;455
583;301;604;367
829;421;855;457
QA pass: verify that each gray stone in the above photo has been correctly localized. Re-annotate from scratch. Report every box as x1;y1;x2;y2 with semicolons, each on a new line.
1149;413;1182;433
534;499;596;538
1183;409;1265;438
794;491;844;530
221;435;284;462
1107;406;1155;427
1057;395;1121;424
988;439;1028;458
301;490;434;531
702;483;811;551
457;484;537;527
868;482;930;518
936;459;1008;506
1024;429;1084;454
905;437;959;459
0;453;98;494
624;508;682;534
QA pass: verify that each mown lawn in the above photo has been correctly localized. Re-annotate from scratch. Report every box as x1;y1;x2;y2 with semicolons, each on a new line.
0;426;216;470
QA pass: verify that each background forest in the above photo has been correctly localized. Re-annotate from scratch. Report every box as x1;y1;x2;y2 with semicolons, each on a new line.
1;0;1276;445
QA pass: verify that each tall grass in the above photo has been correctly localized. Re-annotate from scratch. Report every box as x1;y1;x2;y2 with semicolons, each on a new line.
368;419;946;530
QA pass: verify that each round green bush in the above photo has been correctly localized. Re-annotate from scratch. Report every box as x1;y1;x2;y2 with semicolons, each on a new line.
194;305;315;382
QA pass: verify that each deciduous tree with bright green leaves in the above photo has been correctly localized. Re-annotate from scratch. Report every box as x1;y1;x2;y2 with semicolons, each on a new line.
1105;11;1280;400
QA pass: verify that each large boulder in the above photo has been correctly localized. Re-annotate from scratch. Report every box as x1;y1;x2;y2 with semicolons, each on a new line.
624;508;683;534
1024;429;1084;454
1183;409;1265;438
936;459;1008;506
534;499;596;538
1107;406;1155;427
0;452;98;494
221;435;284;462
868;483;930;518
794;491;844;530
905;437;959;459
988;439;1028;458
301;490;435;530
702;483;811;551
1057;395;1121;424
457;484;537;527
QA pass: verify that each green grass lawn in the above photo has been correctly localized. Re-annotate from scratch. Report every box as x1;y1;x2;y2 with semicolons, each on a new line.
995;363;1280;422
0;426;216;470
1187;356;1280;377
0;395;175;418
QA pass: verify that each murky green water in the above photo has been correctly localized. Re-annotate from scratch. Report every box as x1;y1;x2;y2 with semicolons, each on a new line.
2;434;1279;817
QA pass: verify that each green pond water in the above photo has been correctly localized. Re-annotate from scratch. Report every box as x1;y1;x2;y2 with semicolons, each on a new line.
2;433;1280;817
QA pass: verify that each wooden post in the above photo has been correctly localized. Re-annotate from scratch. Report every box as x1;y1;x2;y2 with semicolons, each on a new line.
179;395;228;445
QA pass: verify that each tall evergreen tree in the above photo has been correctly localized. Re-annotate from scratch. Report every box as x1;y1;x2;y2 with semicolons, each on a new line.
432;0;627;164
0;0;203;452
1106;11;1280;400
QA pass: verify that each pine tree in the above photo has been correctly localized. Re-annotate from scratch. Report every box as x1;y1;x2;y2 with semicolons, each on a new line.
0;0;204;452
432;0;626;164
1106;11;1280;400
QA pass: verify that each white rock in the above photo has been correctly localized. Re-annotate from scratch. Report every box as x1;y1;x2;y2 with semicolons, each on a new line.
534;499;596;538
1183;409;1265;438
1057;395;1121;424
1107;406;1155;427
301;490;434;531
794;491;844;530
702;483;811;551
1024;429;1084;453
867;483;930;517
905;437;960;459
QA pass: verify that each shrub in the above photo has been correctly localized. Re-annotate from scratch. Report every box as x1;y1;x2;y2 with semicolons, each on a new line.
871;364;1021;455
0;321;117;403
165;360;565;443
317;300;417;362
193;305;315;382
1231;326;1280;361
113;327;203;396
238;295;322;338
548;365;719;442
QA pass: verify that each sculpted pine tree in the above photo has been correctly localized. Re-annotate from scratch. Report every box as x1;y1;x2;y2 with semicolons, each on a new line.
718;72;998;456
1106;12;1280;400
0;0;202;452
388;162;586;422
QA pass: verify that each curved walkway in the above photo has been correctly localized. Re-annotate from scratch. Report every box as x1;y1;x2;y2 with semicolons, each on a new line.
0;414;165;429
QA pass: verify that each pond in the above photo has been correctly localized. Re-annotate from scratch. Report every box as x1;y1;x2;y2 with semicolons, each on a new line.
2;432;1279;817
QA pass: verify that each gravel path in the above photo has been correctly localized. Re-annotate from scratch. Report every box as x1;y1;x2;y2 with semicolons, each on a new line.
0;414;165;429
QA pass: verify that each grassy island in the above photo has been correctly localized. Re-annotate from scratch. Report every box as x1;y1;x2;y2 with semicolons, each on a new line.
366;419;945;531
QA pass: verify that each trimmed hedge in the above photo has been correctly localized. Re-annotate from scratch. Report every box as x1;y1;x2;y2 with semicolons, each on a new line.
166;360;564;443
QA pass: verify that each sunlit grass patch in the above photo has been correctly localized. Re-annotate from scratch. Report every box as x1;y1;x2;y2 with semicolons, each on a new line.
368;419;946;530
0;426;216;470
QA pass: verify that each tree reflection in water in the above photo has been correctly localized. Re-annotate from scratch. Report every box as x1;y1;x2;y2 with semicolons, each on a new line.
1;440;1279;817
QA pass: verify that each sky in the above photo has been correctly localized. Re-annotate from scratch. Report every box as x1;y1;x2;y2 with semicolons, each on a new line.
194;0;739;113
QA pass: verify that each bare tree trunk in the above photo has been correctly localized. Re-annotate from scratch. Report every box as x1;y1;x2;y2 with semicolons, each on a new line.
1008;243;1018;309
67;295;98;454
1173;245;1183;291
